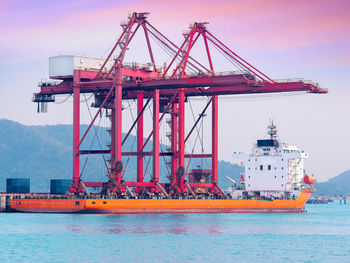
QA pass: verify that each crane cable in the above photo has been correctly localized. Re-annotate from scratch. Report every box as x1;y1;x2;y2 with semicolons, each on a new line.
54;94;72;104
79;101;105;178
79;94;109;178
148;28;200;75
185;98;210;176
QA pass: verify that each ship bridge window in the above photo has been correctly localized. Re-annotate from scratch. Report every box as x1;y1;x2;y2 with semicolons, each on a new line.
260;165;263;171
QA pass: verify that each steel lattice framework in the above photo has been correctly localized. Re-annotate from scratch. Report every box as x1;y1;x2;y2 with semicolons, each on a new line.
33;12;327;197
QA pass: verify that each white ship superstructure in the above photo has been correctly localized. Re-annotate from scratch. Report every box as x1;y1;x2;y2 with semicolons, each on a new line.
231;122;308;198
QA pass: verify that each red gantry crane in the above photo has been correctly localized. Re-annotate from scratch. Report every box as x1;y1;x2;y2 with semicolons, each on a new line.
33;12;327;198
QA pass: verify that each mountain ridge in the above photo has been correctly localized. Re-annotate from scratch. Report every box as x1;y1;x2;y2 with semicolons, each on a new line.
0;119;348;195
314;170;350;196
0;119;240;192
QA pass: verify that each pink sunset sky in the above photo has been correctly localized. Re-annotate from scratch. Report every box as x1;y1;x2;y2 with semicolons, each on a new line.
0;0;349;182
1;0;349;65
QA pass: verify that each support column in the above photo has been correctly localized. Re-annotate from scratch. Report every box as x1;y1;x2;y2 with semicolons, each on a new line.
153;89;159;182
171;103;178;185
110;109;115;165
212;95;218;184
137;91;144;182
113;68;123;184
72;71;80;191
178;89;185;188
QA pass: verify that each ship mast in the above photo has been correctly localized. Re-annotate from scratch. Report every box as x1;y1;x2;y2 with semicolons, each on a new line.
267;120;277;140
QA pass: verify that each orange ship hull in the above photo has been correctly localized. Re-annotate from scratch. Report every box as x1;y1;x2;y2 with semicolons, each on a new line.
9;190;312;214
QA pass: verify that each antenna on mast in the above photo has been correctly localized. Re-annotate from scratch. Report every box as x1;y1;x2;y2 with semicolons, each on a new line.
267;120;277;140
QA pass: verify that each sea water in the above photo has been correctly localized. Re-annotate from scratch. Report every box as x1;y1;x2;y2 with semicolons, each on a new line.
0;203;349;262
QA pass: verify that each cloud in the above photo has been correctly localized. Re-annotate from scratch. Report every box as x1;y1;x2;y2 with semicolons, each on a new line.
0;0;349;67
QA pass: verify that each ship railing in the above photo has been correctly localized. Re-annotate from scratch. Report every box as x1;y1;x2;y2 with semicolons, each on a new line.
215;70;252;76
122;62;163;72
274;78;321;87
167;70;255;79
274;78;305;83
300;183;315;191
38;79;62;87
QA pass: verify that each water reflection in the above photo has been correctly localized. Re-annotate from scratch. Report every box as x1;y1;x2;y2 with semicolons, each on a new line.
102;224;224;235
66;224;83;233
65;223;225;235
60;204;350;236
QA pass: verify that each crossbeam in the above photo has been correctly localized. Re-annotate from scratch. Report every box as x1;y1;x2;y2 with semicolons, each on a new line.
36;74;327;97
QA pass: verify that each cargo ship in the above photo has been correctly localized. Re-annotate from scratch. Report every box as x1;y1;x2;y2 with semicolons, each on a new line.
6;123;315;214
1;12;324;213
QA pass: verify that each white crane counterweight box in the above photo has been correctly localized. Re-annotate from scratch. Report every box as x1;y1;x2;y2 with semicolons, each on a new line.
49;55;113;78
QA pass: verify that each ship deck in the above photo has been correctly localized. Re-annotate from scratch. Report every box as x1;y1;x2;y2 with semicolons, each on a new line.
1;190;313;214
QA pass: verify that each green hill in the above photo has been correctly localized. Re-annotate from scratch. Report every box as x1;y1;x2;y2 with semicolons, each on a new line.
4;118;346;195
314;170;350;196
0;119;241;192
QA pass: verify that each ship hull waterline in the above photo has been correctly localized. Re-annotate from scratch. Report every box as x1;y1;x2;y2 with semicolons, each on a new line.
9;190;312;214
